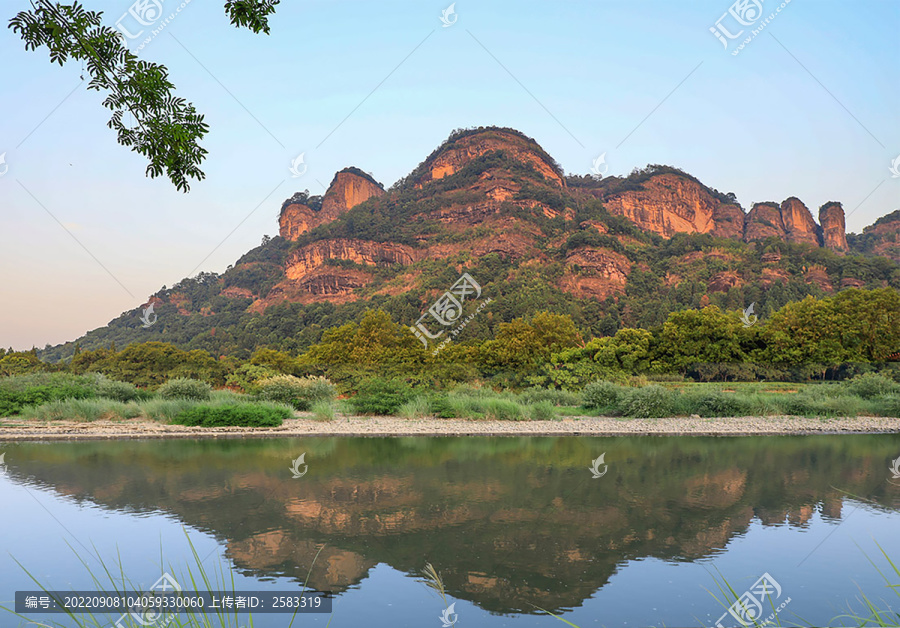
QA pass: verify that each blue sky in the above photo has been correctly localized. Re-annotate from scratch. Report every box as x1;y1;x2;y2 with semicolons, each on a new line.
1;0;898;349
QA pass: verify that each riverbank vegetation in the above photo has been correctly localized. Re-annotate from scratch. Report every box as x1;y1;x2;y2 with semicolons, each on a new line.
1;288;897;423
1;370;899;423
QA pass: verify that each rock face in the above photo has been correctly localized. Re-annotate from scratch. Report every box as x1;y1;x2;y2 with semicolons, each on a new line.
252;239;418;310
780;197;820;246
284;240;418;280
418;128;564;187
559;247;632;300
278;203;318;241
854;210;900;263
602;173;845;250
744;202;785;242
321;170;385;215
743;198;819;246
601;174;741;238
819;202;849;252
279;169;384;241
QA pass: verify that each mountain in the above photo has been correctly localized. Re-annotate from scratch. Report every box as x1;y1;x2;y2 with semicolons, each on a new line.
40;127;900;362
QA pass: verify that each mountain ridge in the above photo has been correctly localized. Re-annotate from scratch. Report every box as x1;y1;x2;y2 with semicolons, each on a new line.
38;126;900;362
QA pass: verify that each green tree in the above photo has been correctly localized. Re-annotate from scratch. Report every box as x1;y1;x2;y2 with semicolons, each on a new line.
653;306;752;373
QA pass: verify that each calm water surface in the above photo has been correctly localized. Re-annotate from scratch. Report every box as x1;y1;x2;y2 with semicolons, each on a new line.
2;435;900;627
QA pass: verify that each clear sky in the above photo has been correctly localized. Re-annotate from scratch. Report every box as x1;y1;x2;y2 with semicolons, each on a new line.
1;0;898;350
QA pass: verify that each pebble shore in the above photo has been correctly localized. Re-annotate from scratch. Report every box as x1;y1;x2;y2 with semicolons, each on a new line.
0;414;898;440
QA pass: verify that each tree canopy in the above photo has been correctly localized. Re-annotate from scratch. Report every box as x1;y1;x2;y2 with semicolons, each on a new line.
9;1;281;191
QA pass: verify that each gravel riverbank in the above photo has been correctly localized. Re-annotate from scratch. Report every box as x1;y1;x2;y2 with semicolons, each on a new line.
1;414;899;440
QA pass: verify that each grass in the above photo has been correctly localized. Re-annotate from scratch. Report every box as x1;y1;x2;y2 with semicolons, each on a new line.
577;374;900;419
398;395;431;419
5;373;898;423
15;395;297;426
170;402;292;427
18;398;143;422
310;400;337;421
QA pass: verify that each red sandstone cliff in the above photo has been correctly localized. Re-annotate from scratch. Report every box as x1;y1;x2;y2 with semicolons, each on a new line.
601;174;742;238
415;128;564;187
819;202;849;252
279;169;384;241
599;173;844;250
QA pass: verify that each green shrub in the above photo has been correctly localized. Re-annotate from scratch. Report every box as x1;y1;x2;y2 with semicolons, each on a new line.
428;394;458;419
157;378;212;401
310;401;336;422
94;377;141;402
843;373;900;399
877;395;900;418
398;396;431;419
620;385;677;418
445;393;487;419
519;387;581;406
528;400;557;420
257;375;336;410
483;398;525;420
172;403;290;427
349;378;414;415
19;398;141;422
783;392;869;417
582;381;625;410
677;391;746;417
0;373;98;416
224;363;278;394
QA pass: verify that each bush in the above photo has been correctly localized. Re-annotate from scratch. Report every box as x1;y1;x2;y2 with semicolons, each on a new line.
518;387;581;406
0;373;98;416
349;378;414;415
310;401;336;422
398;396;431;419
620;385;677;418
582;381;625;410
483;398;525;420
677;391;746;417
257;375;336;410
224;364;278;394
94;376;141;402
172;403;290;427
876;395;900;418
528;400;557;420
19;398;141;422
428;394;458;419
157;378;212;401
843;373;900;399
